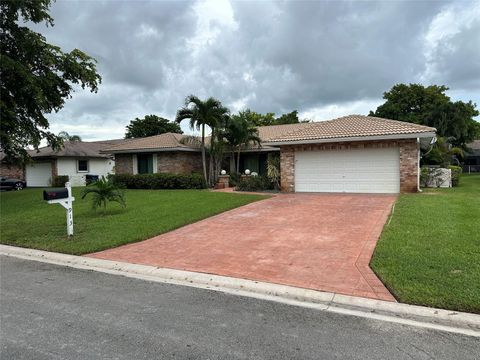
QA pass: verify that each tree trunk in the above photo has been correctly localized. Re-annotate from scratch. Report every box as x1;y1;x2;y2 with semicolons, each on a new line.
236;147;241;174
201;123;207;185
208;127;214;187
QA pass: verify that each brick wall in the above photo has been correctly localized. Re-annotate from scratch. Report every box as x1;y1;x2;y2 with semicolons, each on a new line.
157;152;203;174
114;152;203;174
279;139;419;193
114;154;133;174
0;163;25;180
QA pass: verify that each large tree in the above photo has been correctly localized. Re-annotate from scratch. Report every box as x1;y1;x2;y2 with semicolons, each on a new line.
0;0;101;164
125;115;182;139
369;84;480;147
239;109;309;127
175;96;229;185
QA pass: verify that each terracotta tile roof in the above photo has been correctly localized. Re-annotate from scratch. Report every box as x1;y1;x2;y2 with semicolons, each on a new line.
104;133;200;153
265;115;436;143
29;139;131;158
256;123;312;142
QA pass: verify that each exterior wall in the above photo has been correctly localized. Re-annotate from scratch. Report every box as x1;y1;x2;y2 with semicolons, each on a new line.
115;154;134;174
0;163;24;180
279;139;419;193
114;152;203;175
157;152;203;174
57;157;115;186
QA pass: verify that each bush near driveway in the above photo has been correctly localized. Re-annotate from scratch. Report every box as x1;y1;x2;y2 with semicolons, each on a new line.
371;174;480;313
0;188;267;255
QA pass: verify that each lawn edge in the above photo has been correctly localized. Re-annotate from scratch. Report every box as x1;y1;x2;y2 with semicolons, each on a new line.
1;244;479;338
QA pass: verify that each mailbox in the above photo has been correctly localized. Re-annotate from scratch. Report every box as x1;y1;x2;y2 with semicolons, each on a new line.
43;188;69;201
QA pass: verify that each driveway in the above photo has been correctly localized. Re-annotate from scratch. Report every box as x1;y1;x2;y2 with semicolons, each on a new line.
89;193;396;301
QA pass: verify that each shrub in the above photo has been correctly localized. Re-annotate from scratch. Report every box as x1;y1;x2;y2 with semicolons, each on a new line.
110;173;207;190
228;172;241;187
52;175;69;187
236;175;273;192
448;165;462;187
81;176;126;212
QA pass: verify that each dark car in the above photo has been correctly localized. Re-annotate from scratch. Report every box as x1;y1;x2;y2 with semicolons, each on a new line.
0;177;26;191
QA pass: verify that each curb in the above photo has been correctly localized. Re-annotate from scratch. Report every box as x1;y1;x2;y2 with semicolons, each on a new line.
1;244;479;337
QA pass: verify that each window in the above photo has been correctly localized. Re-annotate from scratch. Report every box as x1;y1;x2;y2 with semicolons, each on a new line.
137;154;153;174
77;159;89;172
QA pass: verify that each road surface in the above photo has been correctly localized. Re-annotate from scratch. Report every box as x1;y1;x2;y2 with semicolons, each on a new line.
1;256;478;359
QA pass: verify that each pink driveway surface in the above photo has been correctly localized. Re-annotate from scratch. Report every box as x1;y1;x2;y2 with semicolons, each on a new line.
88;194;397;301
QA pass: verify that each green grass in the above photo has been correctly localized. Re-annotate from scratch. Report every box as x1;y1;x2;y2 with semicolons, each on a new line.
371;174;480;313
0;188;268;255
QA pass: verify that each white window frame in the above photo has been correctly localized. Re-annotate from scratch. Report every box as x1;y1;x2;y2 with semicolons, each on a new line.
77;159;89;173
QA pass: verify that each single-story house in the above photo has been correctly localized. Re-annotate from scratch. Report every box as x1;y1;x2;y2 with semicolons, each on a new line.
24;139;129;187
105;115;436;194
464;140;480;173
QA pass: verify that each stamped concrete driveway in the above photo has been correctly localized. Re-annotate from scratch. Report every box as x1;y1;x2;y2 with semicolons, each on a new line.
89;194;397;301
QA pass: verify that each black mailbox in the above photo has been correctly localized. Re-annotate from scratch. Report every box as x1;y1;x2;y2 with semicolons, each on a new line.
43;188;69;201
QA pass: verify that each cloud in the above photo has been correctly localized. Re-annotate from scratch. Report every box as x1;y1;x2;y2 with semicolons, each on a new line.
27;0;479;140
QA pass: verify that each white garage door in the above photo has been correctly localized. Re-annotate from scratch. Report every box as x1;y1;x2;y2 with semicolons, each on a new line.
26;162;52;187
295;147;400;193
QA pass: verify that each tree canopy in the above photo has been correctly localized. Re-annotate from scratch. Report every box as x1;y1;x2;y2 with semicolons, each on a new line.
58;131;82;142
125;115;182;138
369;84;480;147
238;109;309;127
0;0;101;164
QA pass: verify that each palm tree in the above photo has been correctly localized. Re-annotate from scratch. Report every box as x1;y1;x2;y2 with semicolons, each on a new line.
175;95;229;185
224;114;261;173
58;131;82;142
81;176;126;213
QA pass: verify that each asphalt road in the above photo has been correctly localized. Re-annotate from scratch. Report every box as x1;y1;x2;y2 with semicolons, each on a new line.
1;256;479;360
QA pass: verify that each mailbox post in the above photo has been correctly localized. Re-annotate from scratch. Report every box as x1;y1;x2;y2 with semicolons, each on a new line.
43;182;75;236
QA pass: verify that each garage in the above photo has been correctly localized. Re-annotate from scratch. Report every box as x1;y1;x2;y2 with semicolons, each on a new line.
26;162;52;187
295;147;400;193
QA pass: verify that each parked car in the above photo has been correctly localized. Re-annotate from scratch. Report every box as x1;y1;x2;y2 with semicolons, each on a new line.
0;177;26;191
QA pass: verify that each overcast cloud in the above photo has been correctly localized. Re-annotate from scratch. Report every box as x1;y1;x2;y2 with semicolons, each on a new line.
30;0;480;140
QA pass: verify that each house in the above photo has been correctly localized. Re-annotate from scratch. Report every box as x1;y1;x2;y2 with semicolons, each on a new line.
106;115;436;194
464;140;480;173
25;139;129;187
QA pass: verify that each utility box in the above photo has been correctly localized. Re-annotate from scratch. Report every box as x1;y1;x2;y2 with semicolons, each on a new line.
43;188;69;201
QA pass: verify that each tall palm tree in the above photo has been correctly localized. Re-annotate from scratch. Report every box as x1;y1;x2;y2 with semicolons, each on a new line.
175;95;229;185
224;114;261;173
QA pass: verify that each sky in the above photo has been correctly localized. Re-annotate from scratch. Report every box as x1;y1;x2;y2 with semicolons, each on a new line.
30;0;480;140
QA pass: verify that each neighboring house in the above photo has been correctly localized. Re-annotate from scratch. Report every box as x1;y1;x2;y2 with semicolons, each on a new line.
0;152;25;180
25;139;129;187
464;140;480;173
106;115;436;194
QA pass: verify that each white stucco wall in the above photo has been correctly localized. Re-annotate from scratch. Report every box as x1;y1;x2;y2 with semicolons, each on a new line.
57;157;115;186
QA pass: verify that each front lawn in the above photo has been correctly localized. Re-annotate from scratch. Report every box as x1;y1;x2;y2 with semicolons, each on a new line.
0;189;267;255
371;174;480;313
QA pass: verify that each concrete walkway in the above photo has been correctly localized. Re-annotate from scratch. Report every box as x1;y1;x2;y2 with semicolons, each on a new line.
89;194;396;301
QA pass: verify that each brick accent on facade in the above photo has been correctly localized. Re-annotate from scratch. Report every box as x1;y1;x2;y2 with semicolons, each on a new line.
279;139;419;193
0;163;25;180
280;147;295;192
114;152;203;175
51;159;58;181
157;152;202;174
114;154;133;174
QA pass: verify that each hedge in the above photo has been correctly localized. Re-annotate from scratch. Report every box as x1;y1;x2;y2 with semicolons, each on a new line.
236;175;273;192
52;175;69;187
110;173;206;189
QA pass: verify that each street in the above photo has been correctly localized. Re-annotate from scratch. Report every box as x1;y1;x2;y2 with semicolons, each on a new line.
1;256;478;360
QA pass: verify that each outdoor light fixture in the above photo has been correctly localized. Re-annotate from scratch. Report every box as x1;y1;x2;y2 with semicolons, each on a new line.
245;169;251;175
220;169;227;175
